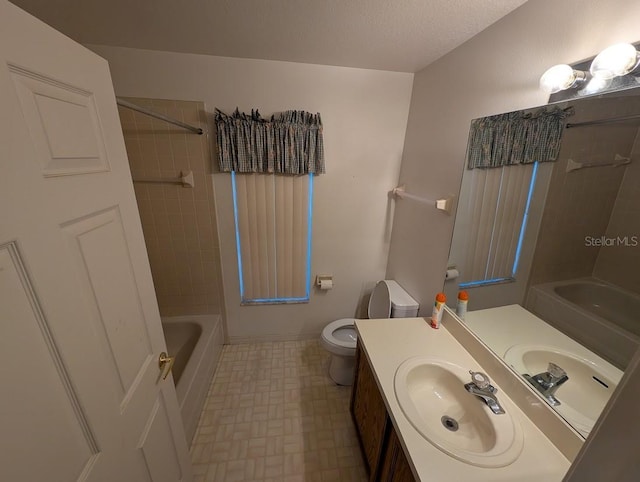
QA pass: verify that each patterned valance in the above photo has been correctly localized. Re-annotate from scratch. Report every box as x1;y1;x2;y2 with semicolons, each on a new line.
466;106;574;169
215;108;325;175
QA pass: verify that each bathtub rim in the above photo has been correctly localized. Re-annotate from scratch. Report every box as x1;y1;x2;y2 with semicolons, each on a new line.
529;277;640;340
526;277;639;370
160;314;217;407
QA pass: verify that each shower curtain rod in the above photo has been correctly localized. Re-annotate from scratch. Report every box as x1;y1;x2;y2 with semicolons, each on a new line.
566;113;640;129
116;98;204;135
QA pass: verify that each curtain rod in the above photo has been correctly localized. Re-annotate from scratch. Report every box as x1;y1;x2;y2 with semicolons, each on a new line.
116;98;204;135
566;113;640;129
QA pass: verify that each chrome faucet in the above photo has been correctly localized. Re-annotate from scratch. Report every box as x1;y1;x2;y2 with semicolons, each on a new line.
523;362;568;406
464;370;505;415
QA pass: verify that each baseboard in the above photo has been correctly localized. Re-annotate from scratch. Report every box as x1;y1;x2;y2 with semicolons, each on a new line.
228;332;320;344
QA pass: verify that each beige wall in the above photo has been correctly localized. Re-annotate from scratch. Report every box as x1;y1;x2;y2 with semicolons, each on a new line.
91;44;414;341
594;128;640;294
119;98;223;317
386;0;640;315
529;96;639;287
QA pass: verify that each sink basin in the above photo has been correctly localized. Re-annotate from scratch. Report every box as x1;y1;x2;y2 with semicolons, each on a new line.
504;344;621;437
394;357;523;467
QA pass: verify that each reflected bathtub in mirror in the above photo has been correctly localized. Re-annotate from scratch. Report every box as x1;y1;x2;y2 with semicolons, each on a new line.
527;278;640;369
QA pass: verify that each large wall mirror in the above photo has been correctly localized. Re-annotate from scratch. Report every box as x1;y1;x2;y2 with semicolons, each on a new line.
445;81;640;439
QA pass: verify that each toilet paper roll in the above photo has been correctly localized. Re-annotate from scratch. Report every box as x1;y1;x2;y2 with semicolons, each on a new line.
445;268;460;280
319;279;333;290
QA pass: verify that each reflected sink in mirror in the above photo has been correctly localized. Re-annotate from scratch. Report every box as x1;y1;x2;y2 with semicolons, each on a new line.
394;356;523;467
504;344;622;437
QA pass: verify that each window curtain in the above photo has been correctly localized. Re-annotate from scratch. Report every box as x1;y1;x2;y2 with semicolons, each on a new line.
462;163;535;282
215;108;325;175
233;173;311;303
466;107;574;169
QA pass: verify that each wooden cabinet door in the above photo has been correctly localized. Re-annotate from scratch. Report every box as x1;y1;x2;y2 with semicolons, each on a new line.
379;425;416;482
351;343;389;479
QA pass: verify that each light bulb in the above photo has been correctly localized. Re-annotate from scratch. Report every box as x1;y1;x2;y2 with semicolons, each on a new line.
590;43;640;79
581;76;611;95
539;64;586;93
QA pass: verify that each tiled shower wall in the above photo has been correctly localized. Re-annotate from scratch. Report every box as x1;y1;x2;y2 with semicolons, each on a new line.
118;98;223;316
594;128;640;294
528;96;640;287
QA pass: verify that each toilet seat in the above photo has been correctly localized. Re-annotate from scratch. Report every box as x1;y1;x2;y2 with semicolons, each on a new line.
321;318;356;356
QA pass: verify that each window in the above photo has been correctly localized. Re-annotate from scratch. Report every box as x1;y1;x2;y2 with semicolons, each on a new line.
458;162;538;288
231;172;313;304
215;108;323;304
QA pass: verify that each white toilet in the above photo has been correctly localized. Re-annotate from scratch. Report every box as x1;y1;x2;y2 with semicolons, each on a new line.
320;280;419;385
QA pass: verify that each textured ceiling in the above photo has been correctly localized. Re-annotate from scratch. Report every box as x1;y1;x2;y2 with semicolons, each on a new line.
10;0;527;73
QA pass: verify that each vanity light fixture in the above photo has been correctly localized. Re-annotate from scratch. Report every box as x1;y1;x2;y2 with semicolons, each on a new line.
590;43;640;79
539;64;587;93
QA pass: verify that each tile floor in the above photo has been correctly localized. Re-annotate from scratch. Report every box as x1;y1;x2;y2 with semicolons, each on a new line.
190;340;368;482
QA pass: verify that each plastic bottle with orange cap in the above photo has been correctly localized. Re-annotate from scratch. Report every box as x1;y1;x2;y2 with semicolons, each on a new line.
430;292;447;329
456;290;469;320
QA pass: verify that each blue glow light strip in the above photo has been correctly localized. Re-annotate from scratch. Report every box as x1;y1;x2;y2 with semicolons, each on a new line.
512;162;538;276
305;173;314;299
231;171;244;299
459;277;513;288
245;297;310;304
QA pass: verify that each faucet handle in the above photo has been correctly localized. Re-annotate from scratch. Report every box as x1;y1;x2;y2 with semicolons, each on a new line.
469;370;491;390
547;363;567;380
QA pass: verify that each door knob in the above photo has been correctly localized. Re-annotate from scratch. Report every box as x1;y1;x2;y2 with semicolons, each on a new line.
158;352;175;380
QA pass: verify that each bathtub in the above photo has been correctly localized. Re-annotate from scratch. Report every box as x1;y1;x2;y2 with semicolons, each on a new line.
161;314;224;445
526;278;640;369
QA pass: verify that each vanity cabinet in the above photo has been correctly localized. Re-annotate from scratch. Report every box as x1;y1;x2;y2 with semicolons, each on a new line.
351;342;416;482
379;426;415;482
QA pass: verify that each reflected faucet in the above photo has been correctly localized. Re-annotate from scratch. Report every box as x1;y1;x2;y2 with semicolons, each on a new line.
464;370;505;415
523;362;568;407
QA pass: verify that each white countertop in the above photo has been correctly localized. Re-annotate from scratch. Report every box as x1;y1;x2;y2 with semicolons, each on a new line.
355;316;570;481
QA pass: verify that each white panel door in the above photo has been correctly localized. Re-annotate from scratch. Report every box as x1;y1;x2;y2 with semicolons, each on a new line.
0;2;193;481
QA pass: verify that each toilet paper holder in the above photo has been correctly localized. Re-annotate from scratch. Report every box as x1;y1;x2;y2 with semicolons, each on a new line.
316;275;333;290
445;265;460;280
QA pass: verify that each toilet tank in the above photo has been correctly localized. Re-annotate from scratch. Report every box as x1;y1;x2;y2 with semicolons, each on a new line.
386;280;419;317
368;280;419;318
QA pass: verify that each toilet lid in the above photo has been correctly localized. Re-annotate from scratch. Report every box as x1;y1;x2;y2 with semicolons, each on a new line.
368;280;391;319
